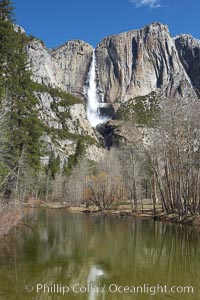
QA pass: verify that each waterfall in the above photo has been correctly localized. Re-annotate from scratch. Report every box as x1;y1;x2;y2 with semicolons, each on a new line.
87;266;105;300
86;50;109;127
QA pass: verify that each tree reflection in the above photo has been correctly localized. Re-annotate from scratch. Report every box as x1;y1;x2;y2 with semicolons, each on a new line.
0;210;199;299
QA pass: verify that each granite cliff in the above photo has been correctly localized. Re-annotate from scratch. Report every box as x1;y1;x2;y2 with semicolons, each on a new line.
27;39;93;99
27;22;200;107
25;22;200;161
96;22;197;103
175;34;200;94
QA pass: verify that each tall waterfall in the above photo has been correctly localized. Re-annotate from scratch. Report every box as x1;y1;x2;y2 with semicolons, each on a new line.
86;50;109;127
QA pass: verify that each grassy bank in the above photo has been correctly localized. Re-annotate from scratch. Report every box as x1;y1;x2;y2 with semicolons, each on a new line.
22;200;200;226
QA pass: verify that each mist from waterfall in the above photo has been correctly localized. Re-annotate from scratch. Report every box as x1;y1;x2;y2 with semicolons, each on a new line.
86;50;109;127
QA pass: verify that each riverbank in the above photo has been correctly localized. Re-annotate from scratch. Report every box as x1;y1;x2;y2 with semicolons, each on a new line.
0;200;199;238
22;200;200;226
0;205;23;236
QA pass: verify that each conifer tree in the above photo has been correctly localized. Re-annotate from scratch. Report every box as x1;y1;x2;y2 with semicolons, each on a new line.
0;0;44;198
0;0;15;95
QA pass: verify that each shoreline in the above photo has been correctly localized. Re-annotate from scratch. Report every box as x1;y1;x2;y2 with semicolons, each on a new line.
1;200;200;238
0;206;23;237
22;201;200;226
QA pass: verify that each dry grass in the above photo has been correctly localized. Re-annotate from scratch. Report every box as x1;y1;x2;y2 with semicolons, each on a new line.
0;206;22;236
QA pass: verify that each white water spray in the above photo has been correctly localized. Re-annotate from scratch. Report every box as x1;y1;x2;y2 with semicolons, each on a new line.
86;50;109;127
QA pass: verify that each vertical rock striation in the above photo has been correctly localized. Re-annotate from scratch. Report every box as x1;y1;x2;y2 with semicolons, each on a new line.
51;40;93;98
175;34;200;93
95;22;197;103
27;22;200;107
27;39;93;99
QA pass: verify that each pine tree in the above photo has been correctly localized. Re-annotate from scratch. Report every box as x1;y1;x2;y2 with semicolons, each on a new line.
0;0;15;95
47;151;61;180
0;0;14;21
0;0;44;198
6;33;43;167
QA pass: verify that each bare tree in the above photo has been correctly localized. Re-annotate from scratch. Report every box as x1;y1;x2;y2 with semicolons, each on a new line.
144;98;200;216
64;158;89;206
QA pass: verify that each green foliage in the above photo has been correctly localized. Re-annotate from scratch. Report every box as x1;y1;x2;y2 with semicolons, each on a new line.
63;139;85;175
44;124;96;177
50;102;72;121
28;34;36;41
0;0;97;200
33;82;82;106
79;135;97;145
0;0;16;89
0;161;9;191
133;94;160;126
83;159;98;176
46;151;61;179
4;35;44;168
117;92;160;127
0;0;14;21
0;0;45;198
34;83;83;133
45;127;77;140
44;124;96;146
58;111;72;120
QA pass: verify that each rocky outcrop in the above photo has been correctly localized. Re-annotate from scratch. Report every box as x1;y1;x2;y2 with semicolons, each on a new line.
14;24;25;34
34;91;101;165
27;23;199;106
26;40;106;165
95;22;197;103
27;39;93;99
175;34;200;92
51;41;93;98
36;91;95;137
25;23;200;164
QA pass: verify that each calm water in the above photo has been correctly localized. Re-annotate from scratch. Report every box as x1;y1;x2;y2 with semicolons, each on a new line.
0;209;200;300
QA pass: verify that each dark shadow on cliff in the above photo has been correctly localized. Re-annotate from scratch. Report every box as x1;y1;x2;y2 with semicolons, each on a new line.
96;121;124;150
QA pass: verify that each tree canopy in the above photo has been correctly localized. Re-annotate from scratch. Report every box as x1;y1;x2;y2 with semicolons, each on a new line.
0;0;43;198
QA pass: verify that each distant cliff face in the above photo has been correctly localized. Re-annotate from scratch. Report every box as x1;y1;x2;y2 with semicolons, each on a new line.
24;23;200;163
26;40;103;164
27;22;200;106
175;34;200;92
27;39;93;99
95;23;197;103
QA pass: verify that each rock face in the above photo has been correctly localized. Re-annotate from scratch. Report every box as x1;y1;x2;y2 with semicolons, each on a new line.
35;91;99;164
27;39;93;99
175;34;200;92
27;40;104;164
25;23;200;164
36;92;95;137
95;22;197;103
27;23;200;106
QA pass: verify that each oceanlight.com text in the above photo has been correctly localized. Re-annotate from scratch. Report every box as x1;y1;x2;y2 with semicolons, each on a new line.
24;282;194;296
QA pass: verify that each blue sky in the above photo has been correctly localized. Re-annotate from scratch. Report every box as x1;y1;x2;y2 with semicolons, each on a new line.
12;0;200;49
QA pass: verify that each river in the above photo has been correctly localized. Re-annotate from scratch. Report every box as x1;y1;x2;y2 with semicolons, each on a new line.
0;208;199;299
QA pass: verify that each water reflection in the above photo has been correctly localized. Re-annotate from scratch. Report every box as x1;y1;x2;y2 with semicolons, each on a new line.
0;209;199;299
87;266;104;300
